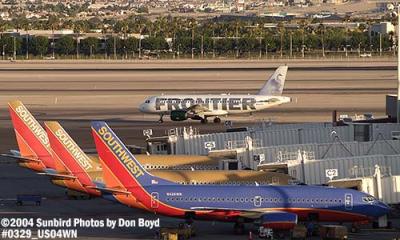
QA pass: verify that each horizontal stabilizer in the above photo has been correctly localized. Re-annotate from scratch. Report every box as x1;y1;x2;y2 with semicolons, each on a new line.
37;172;77;180
86;186;130;195
1;154;42;163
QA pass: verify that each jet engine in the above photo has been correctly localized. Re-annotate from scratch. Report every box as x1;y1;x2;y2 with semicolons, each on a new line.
260;212;297;230
170;110;189;121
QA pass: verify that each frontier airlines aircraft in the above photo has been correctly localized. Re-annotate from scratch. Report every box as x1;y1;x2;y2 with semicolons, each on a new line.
139;66;291;123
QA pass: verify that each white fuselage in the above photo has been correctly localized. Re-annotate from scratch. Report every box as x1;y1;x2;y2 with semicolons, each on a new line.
139;94;291;116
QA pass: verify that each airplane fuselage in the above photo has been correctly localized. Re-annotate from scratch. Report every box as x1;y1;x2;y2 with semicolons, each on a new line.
129;184;389;222
139;95;291;115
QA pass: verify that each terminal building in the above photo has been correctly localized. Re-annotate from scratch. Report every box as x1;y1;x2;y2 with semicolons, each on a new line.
145;98;400;205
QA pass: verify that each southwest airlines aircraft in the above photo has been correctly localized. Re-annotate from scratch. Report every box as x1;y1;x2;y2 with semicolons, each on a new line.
139;66;291;123
92;121;390;233
4;101;288;194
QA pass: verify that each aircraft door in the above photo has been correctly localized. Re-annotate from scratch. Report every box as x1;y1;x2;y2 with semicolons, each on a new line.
151;192;159;209
344;194;353;210
254;196;262;207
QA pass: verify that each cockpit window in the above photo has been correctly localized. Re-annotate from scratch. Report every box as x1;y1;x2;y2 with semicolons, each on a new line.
362;196;375;203
145;100;150;104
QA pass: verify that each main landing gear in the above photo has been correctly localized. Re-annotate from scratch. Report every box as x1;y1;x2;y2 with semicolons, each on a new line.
200;118;208;124
233;222;245;235
213;117;221;124
200;117;221;124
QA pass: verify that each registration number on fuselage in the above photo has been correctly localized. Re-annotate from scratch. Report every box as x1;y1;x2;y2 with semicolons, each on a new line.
166;192;183;196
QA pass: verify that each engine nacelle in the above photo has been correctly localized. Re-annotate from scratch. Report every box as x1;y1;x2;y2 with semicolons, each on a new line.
170;110;188;121
260;212;297;230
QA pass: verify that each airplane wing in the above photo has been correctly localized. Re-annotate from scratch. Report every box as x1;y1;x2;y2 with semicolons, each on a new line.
0;154;42;163
187;104;211;113
186;105;227;117
190;206;267;218
86;186;130;195
190;207;297;229
37;172;77;180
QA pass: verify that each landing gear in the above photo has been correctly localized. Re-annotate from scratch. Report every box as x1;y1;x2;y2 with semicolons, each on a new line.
158;114;164;123
233;222;245;235
213;117;221;124
200;118;208;124
350;222;360;233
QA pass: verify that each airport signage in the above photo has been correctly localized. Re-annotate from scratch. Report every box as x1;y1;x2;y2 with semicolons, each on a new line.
224;121;233;128
325;169;338;180
204;141;216;151
143;129;153;137
253;154;265;163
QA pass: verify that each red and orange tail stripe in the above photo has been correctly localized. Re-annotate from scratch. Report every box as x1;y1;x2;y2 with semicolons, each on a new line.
45;121;95;187
8;100;55;170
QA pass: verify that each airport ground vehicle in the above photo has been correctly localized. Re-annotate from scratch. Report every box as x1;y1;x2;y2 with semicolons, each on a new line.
16;194;41;206
92;121;391;233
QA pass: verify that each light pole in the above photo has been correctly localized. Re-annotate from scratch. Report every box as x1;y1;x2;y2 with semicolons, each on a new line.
113;35;116;60
52;27;55;59
76;32;80;59
212;30;215;58
388;3;400;123
289;32;293;58
138;27;143;59
379;33;382;57
26;30;29;59
13;36;16;60
201;35;204;58
138;35;142;59
191;26;194;59
90;44;93;58
397;5;400;123
280;31;283;58
2;44;7;60
320;24;325;58
235;24;239;58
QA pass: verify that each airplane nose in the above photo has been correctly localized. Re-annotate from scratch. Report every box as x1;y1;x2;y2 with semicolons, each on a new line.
139;103;145;112
377;201;391;216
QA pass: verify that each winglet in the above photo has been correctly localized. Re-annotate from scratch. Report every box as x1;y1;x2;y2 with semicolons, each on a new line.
257;66;288;96
8;100;55;170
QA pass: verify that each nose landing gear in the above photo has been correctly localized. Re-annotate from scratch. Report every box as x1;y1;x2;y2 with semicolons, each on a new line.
158;114;164;123
200;118;208;124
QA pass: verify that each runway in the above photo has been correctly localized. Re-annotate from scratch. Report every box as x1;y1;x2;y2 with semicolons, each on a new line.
0;60;399;239
0;60;396;153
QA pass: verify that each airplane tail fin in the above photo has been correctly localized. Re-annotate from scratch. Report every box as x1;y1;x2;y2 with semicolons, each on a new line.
45;121;99;187
91;121;174;189
8;100;55;170
257;66;288;96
